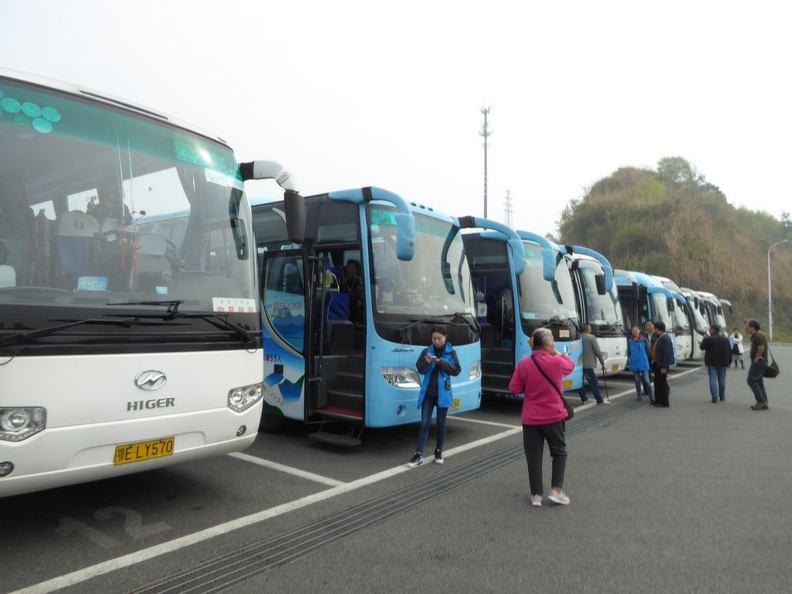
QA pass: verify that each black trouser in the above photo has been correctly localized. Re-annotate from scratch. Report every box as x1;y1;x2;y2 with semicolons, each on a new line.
654;368;670;406
522;422;567;496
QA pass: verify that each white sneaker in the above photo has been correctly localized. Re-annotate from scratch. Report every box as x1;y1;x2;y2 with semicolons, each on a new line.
548;490;570;505
598;399;611;405
531;494;543;507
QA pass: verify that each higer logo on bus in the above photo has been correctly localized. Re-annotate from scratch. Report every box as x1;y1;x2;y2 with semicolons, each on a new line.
128;371;174;412
134;370;167;391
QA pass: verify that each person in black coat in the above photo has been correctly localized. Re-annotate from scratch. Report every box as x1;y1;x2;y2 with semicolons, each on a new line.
699;324;732;402
652;321;675;407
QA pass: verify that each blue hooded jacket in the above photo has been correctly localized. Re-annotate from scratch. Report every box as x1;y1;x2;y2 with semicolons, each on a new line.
415;341;461;409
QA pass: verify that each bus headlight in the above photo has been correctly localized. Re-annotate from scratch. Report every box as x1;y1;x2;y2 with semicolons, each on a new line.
227;383;264;413
381;368;421;389
0;407;46;442
468;360;481;380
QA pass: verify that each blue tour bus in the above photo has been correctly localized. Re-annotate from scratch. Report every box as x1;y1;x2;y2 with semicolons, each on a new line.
251;189;485;445
652;275;702;361
462;227;583;396
614;270;681;365
563;245;628;375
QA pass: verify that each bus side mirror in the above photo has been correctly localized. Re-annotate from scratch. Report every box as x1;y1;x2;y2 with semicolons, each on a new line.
507;238;526;275
541;248;555;282
441;262;455;294
230;217;248;259
284;190;305;244
595;273;606;295
395;212;415;261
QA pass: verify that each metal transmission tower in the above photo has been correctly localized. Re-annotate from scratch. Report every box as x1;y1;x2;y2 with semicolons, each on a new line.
480;106;492;218
503;189;513;227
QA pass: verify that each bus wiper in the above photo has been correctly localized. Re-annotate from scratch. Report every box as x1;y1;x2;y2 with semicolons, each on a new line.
399;312;481;336
397;317;448;343
107;300;184;320
540;316;573;327
107;300;253;345
0;317;162;347
450;312;481;335
166;312;255;346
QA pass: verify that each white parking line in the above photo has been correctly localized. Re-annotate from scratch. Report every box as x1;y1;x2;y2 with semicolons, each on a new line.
228;452;345;487
556;365;703;410
450;416;519;429
13;369;700;594
11;425;522;594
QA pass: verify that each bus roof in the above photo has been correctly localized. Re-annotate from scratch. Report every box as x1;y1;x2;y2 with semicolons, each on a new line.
0;67;229;147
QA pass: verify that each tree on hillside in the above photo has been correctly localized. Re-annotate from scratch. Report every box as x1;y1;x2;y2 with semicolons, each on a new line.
782;211;792;233
657;156;701;186
557;157;792;335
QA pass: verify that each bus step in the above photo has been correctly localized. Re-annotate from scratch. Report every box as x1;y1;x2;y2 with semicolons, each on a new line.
315;406;363;421
308;430;362;448
482;373;513;391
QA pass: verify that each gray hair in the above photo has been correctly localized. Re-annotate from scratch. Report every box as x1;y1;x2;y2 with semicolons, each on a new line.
532;327;554;349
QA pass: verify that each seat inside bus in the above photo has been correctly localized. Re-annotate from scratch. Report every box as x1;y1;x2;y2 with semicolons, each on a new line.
56;211;100;283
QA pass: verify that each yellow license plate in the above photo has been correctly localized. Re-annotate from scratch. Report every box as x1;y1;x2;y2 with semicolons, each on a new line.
612;365;619;372
450;397;461;411
114;437;175;465
563;379;574;389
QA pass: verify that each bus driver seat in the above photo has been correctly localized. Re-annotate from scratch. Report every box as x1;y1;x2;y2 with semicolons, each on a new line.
131;233;173;292
56;211;100;286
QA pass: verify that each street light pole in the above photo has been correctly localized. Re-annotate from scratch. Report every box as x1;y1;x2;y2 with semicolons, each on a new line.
767;239;788;341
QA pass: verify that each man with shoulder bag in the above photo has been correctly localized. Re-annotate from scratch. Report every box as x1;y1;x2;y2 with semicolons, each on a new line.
744;320;770;410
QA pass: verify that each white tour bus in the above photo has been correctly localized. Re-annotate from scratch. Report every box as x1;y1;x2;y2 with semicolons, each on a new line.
0;68;302;497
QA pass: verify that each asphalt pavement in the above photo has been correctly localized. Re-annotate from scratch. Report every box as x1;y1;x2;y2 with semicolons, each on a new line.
237;351;792;594
44;349;791;594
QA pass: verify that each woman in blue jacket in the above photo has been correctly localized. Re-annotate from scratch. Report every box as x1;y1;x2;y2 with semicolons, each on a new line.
627;325;655;403
407;326;461;468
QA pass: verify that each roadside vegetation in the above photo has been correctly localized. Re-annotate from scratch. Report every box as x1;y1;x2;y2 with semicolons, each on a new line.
557;157;792;339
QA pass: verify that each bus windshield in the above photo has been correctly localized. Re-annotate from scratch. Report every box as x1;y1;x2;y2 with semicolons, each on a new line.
517;243;578;331
578;265;624;335
687;297;709;333
0;76;257;323
650;293;673;327
369;206;473;319
671;301;691;334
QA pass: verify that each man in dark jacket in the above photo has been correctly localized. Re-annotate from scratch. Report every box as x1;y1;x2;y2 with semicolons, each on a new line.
652;321;675;407
699;324;732;402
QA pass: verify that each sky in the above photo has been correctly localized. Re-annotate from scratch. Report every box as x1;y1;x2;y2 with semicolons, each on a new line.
2;0;790;236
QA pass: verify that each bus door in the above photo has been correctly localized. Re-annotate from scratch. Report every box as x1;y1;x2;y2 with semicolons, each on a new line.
260;249;308;424
308;250;366;430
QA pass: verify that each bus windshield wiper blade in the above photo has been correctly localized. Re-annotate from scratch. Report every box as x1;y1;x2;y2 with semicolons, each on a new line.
0;317;155;347
449;312;481;335
168;312;255;345
107;301;253;344
107;300;185;319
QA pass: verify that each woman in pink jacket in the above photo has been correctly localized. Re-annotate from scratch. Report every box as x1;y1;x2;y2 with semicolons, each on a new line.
509;327;575;507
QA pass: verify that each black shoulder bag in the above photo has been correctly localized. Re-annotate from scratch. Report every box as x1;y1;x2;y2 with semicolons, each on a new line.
531;355;574;420
764;347;780;378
